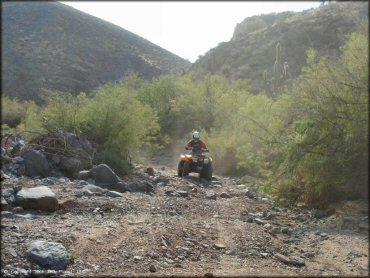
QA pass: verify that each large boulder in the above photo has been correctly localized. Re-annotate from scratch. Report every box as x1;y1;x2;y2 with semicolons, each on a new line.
90;164;119;187
60;157;83;173
63;133;93;155
21;150;51;178
15;186;58;211
26;240;69;270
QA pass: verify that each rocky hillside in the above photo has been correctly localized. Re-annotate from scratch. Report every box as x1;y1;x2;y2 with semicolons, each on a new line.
1;134;369;276
191;2;368;93
2;2;190;102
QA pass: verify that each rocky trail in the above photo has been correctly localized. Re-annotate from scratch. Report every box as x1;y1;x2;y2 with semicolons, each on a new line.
1;144;369;277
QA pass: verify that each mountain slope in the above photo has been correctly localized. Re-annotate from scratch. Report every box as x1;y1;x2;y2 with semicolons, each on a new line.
191;2;368;93
2;1;191;102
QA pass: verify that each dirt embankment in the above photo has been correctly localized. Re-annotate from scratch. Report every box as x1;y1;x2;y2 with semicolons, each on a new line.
1;156;369;277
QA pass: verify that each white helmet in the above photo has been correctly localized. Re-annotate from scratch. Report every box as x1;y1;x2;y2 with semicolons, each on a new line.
193;131;200;141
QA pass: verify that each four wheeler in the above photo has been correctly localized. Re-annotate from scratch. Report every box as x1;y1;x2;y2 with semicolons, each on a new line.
177;149;213;181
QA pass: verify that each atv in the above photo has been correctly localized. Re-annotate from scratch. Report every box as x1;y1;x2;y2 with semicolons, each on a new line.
177;149;213;181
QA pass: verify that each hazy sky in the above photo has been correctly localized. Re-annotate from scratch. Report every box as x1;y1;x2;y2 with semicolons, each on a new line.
61;1;321;62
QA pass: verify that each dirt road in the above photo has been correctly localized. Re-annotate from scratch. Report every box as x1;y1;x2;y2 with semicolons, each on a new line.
1;157;369;277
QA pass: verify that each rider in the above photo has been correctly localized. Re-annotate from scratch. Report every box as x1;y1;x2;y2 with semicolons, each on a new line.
185;131;209;154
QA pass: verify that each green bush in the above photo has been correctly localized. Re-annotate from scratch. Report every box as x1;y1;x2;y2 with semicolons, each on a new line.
269;32;369;207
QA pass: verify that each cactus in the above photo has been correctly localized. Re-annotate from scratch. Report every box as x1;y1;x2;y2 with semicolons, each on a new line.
283;62;289;77
263;70;268;82
263;42;289;97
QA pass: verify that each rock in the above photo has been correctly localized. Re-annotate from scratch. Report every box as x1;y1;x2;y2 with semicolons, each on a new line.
82;190;94;197
7;247;18;258
42;177;59;186
2;155;13;164
134;256;144;261
58;177;70;183
149;264;157;272
289;256;305;266
2;188;16;205
146;167;155;176
165;190;175;196
206;192;217;200
2;211;14;218
177;191;189;198
320;233;329;240
275;253;291;264
1;171;10;180
107;191;123;198
220;192;232;198
191;187;198;193
245;189;255;199
261;252;269;258
63;132;93;155
21;150;52;178
254;218;265;225
51;154;61;165
226;249;236;256
13;156;24;164
77;170;91;180
11;206;24;213
90;164;120;187
264;212;276;220
79;180;90;186
237;184;246;189
311;209;328;219
271;227;281;234
83;184;107;194
26;240;69;270
304;252;315;258
124;181;154;194
214;244;226;249
15;186;58;211
281;227;292;235
359;222;369;231
153;175;170;185
349;250;363;257
1;197;9;211
86;178;95;185
264;223;272;229
246;217;254;223
60;157;83;173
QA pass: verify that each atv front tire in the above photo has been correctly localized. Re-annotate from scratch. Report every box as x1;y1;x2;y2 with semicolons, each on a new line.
178;161;184;177
201;164;213;181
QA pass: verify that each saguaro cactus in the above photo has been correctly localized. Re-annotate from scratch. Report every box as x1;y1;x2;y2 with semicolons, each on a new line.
263;42;289;97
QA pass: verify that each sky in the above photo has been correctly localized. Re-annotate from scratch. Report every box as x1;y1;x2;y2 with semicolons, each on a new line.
60;1;322;62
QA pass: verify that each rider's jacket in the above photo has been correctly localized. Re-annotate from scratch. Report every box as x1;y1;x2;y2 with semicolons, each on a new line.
185;139;207;151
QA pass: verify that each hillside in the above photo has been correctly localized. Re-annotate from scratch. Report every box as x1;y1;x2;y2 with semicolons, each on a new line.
191;2;368;93
2;1;191;102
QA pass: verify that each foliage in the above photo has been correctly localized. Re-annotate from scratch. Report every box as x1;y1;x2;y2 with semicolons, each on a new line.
265;32;368;207
1;97;43;137
38;83;159;174
83;83;159;173
2;97;25;129
68;252;77;264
